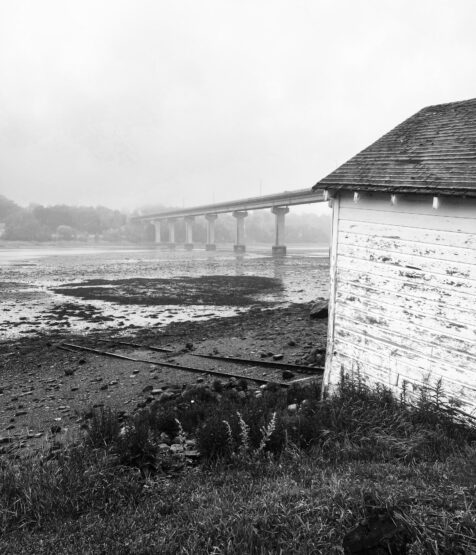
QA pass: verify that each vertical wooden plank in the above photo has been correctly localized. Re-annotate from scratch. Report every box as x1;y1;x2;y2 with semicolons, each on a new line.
323;194;340;396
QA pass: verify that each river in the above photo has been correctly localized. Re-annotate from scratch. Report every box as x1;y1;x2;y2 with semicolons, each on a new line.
0;244;329;341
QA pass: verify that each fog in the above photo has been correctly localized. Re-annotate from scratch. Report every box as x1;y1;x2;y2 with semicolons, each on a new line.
1;0;475;212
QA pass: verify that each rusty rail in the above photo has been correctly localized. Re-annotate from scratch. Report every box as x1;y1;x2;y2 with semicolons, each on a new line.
59;343;315;387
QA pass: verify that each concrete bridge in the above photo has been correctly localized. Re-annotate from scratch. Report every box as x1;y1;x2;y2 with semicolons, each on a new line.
133;188;325;255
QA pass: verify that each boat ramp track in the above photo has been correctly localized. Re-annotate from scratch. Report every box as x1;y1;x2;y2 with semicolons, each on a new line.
57;341;323;388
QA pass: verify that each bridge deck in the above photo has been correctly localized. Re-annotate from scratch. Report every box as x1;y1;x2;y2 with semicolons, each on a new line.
134;188;324;221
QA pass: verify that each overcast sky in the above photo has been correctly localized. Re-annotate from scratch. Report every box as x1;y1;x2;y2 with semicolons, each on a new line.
1;0;475;212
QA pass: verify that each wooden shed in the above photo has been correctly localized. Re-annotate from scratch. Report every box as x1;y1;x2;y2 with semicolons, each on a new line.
313;98;476;416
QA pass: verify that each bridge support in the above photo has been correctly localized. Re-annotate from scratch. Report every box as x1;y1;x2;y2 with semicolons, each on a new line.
184;216;194;250
232;210;248;253
153;221;162;244
167;218;177;249
271;206;289;255
205;213;218;251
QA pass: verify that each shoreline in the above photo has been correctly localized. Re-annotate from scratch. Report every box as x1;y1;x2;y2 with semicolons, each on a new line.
0;302;327;456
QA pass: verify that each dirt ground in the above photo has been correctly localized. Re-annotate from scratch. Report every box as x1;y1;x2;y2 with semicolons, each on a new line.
0;302;327;457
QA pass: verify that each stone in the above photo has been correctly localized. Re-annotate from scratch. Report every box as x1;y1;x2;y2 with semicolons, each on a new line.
273;353;284;360
282;370;295;380
310;300;328;319
159;432;171;444
184;449;200;459
287;404;298;412
0;436;13;444
50;425;62;434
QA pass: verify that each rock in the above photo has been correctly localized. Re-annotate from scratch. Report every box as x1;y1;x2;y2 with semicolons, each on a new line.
282;370;295;380
64;368;75;376
273;353;284;360
151;388;163;395
184;449;200;459
310;300;328;319
50;425;62;434
305;347;326;365
159;432;171;444
170;444;184;454
78;359;86;365
142;385;153;393
159;391;176;403
288;339;296;346
15;411;27;417
0;436;14;444
287;403;298;412
196;377;204;383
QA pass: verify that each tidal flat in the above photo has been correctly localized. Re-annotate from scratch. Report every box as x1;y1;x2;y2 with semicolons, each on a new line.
0;244;329;454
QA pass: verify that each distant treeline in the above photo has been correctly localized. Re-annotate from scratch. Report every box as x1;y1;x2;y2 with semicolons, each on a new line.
0;195;138;242
0;195;331;244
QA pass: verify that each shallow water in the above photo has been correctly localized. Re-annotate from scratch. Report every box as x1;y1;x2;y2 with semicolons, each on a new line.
0;244;329;340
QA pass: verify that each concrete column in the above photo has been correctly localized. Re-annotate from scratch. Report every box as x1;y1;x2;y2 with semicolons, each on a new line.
153;221;162;244
271;206;289;255
205;213;218;251
232;210;248;253
184;216;194;250
167;218;177;249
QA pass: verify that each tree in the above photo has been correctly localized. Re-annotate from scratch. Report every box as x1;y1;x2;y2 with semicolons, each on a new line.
3;211;51;241
56;225;76;240
0;195;21;221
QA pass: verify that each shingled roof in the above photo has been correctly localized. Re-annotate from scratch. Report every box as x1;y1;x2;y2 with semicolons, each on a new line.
313;97;476;197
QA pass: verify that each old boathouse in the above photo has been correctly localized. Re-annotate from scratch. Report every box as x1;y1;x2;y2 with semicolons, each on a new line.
314;98;476;416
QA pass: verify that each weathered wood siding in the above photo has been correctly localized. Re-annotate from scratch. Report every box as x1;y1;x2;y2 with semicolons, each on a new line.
325;192;476;415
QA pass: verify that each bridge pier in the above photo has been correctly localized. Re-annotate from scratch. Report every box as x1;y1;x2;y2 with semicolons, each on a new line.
271;206;289;255
232;210;248;253
205;213;218;251
153;221;162;244
184;216;194;250
167;218;177;249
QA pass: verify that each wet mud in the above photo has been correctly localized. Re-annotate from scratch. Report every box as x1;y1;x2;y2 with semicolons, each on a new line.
51;275;282;306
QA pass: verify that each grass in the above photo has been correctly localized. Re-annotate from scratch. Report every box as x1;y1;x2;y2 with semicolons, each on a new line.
1;377;475;554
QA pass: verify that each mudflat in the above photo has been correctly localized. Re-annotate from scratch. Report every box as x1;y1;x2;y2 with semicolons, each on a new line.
0;246;329;456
